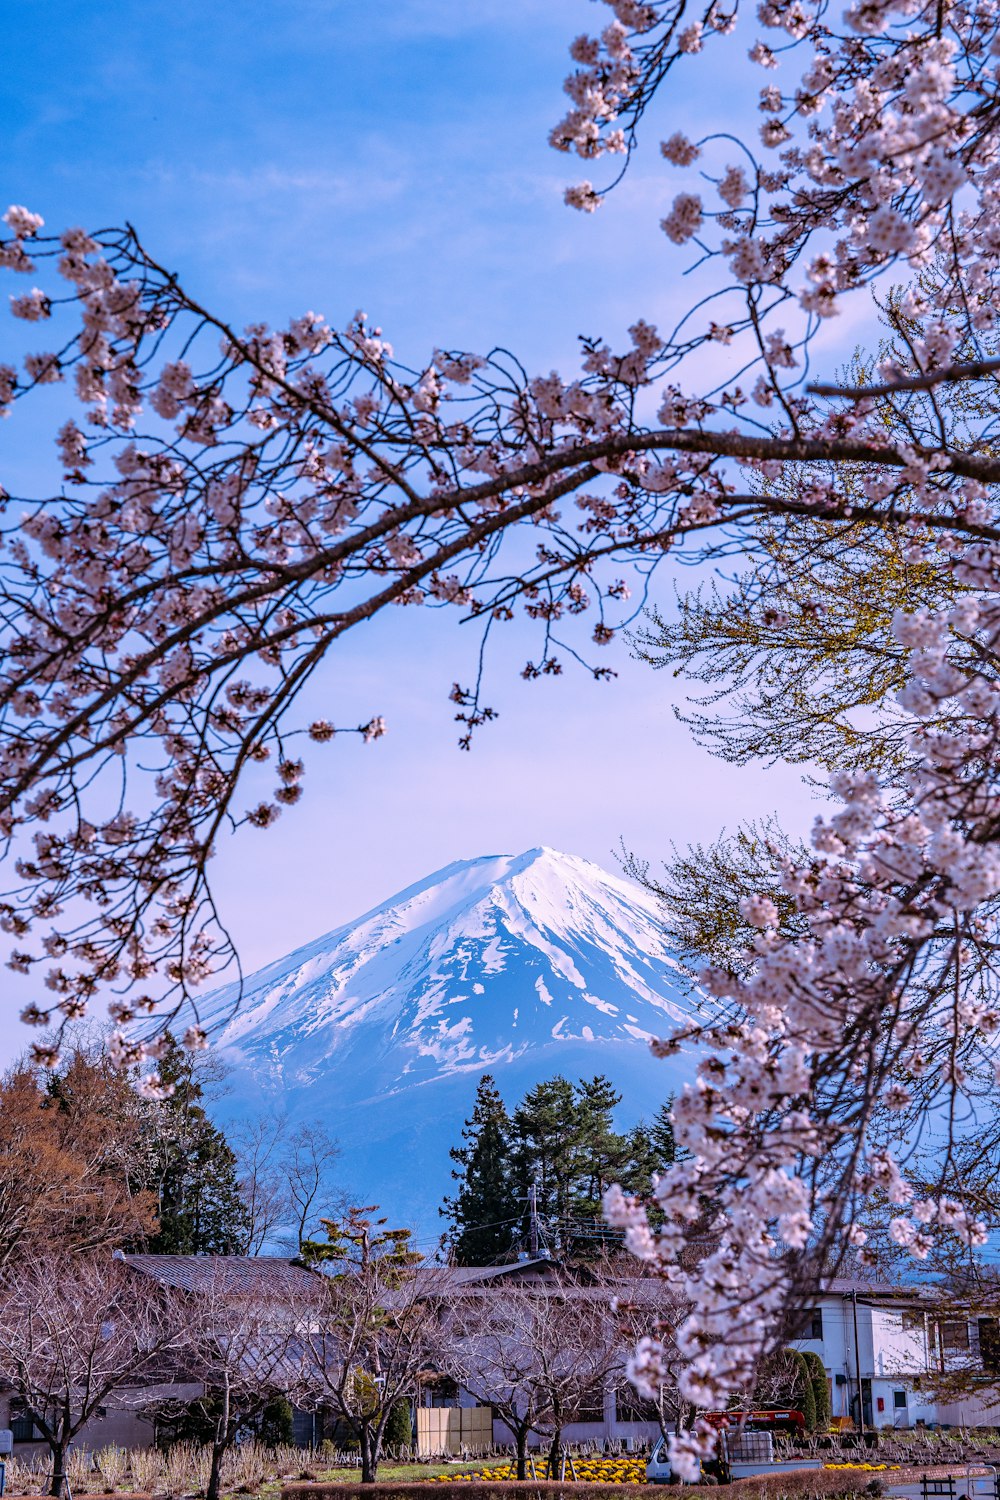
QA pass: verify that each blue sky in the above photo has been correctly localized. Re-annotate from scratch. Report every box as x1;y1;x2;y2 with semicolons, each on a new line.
1;0;826;999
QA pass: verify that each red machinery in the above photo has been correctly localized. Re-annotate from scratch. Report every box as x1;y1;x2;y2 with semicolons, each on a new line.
702;1409;807;1434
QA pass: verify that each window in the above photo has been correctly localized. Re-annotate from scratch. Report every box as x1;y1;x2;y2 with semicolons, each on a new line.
893;1391;907;1410
978;1319;1000;1373
790;1308;824;1340
10;1404;42;1443
424;1377;459;1408
942;1321;970;1353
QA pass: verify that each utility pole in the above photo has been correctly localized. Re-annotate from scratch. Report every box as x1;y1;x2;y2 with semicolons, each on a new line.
528;1182;539;1258
851;1290;866;1437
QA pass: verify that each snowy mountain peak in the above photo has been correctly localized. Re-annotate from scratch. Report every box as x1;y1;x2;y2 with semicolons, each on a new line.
199;847;695;1093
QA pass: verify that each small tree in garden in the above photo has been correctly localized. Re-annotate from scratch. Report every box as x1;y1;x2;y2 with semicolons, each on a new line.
296;1208;443;1484
789;1351;817;1434
3;0;1000;1461
441;1286;561;1481
383;1400;414;1451
0;1254;189;1497
259;1395;296;1447
528;1283;635;1474
442;1274;637;1479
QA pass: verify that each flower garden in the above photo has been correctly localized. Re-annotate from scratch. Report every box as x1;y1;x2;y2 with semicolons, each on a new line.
424;1461;649;1485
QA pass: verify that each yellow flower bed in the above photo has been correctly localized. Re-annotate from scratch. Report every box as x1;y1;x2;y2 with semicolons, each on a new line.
823;1463;900;1471
426;1458;649;1484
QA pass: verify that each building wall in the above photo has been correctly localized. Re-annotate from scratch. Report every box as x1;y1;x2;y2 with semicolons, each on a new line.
0;1386;202;1458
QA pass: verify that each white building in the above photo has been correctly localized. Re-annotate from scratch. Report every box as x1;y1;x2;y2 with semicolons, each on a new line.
788;1278;1000;1431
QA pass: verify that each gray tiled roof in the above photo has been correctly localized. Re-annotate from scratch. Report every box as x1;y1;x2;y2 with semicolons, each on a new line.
414;1259;561;1289
118;1253;321;1296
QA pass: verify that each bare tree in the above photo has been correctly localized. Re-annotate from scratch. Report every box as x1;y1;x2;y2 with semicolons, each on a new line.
232;1116;343;1254
442;1276;626;1479
175;1263;317;1500
231;1114;289;1256
0;1254;189;1497
529;1282;630;1473
282;1124;344;1254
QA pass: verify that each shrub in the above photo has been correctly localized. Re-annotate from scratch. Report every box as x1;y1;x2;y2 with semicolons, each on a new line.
384;1403;414;1450
66;1448;96;1493
94;1447;130;1494
801;1351;832;1433
260;1397;297;1449
785;1349;817;1433
124;1450;164;1494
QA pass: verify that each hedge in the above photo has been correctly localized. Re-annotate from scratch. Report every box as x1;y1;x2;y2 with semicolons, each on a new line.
281;1472;882;1500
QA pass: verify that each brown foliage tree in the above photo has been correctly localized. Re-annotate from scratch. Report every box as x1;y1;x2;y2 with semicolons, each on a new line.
0;1050;155;1269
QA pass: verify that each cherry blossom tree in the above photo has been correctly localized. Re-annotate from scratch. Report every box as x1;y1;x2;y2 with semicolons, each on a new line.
2;0;1000;1466
156;1261;316;1500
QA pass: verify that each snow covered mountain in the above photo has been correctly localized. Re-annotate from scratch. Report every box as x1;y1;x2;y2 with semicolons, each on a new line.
201;848;700;1238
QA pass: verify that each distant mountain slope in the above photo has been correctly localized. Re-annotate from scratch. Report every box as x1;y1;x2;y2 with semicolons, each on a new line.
201;848;700;1239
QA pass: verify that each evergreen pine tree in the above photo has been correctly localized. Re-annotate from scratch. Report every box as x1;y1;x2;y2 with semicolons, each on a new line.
572;1075;632;1218
511;1075;581;1246
650;1098;680;1168
301;1203;421;1278
440;1075;516;1264
625;1123;660;1194
146;1039;250;1255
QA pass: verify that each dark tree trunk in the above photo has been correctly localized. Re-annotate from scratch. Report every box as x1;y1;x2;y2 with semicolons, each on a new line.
49;1440;66;1498
547;1427;563;1478
206;1376;232;1500
206;1439;228;1500
360;1421;379;1484
515;1426;529;1481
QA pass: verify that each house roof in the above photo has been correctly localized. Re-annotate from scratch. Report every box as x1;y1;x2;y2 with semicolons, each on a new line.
117;1252;321;1297
819;1277;933;1301
414;1258;563;1289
